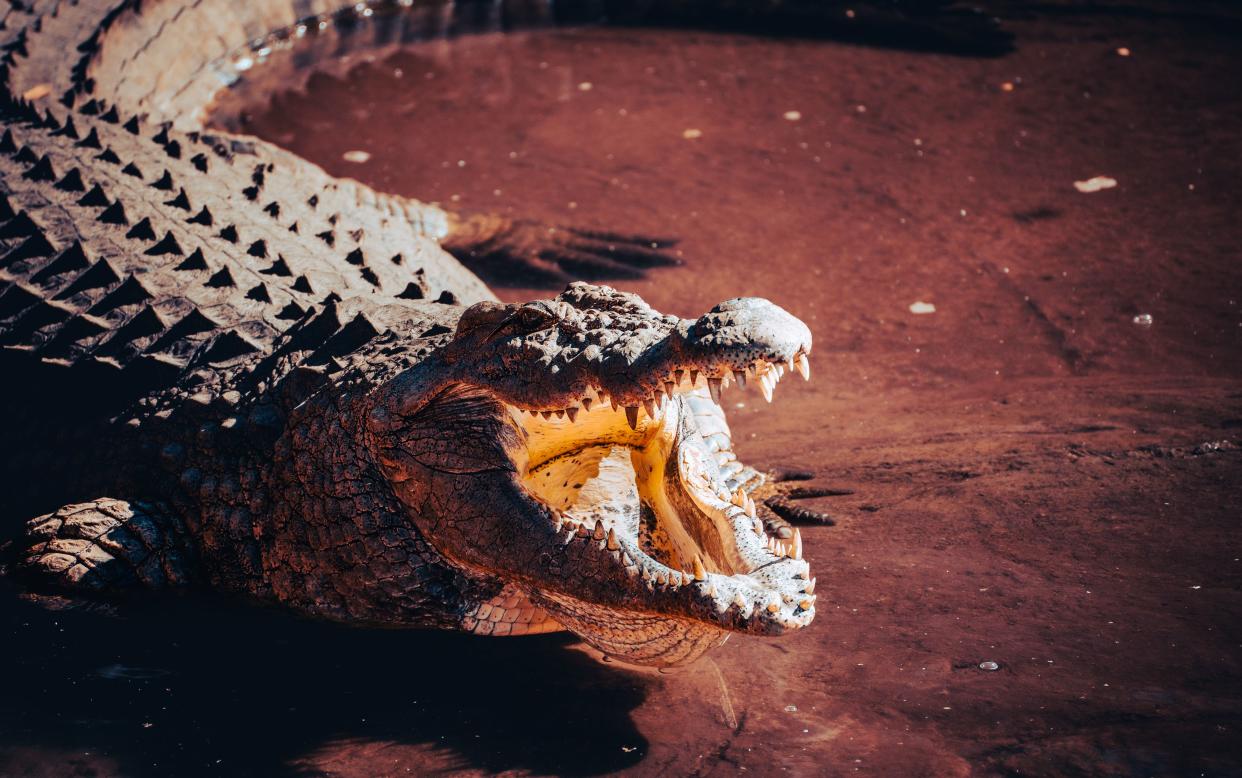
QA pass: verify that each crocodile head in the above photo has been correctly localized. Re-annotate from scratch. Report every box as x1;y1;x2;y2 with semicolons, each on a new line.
368;283;815;666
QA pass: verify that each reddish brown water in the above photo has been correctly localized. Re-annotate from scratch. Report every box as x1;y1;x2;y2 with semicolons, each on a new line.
5;6;1242;777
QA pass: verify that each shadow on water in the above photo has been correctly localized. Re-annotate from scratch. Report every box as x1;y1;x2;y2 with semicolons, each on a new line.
0;583;651;776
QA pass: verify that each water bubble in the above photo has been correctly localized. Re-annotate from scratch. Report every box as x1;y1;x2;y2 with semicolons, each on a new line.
979;660;1000;671
1132;314;1153;328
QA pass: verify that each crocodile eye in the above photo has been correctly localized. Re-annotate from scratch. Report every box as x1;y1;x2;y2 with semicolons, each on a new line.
494;306;558;338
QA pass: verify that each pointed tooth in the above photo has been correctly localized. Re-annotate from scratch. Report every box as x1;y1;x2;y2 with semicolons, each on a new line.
690;369;700;387
643;398;656;418
540;410;552;419
675;369;687;387
657;571;669;586
733;592;747;609
752;516;764;535
707;377;722;404
805;577;817;594
581;398;593;411
593;521;607;541
733;369;747;389
732;488;747;508
625;405;639;429
721;372;732;389
759;373;774;403
641;566;653;582
565;406;579;422
745;497;756;519
795;352;810;381
791;528;803;560
693;555;707;581
606;526;619;551
665;380;676;396
800;595;817;610
776;364;786;379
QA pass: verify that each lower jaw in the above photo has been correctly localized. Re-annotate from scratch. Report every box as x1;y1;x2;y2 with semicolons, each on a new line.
532;589;730;667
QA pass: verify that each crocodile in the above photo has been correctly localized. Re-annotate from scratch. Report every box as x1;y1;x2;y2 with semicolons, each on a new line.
0;0;1000;666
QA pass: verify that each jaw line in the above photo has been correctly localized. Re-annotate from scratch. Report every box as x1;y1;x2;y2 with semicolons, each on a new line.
509;388;816;635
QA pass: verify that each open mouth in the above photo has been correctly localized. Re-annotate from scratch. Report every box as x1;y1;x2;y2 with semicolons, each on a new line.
510;349;817;635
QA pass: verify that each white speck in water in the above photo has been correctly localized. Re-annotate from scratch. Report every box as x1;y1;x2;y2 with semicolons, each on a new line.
784;705;798;712
457;160;466;168
909;301;936;315
979;661;1000;671
1074;176;1118;193
783;110;802;121
855;104;867;113
341;150;371;163
1116;47;1131;56
683;128;703;140
233;56;254;72
578;81;593;91
1132;314;1153;328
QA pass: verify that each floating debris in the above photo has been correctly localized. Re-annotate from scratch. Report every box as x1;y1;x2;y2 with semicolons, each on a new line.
979;660;1000;671
909;301;936;315
1132;313;1153;328
341;150;371;163
1001;82;1015;92
1117;47;1132;57
578;81;593;91
683;128;703;140
1074;176;1117;193
784;110;803;121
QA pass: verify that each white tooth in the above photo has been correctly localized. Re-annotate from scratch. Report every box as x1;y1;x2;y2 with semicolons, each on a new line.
565;406;579;422
733;591;747;609
795;353;810;381
776;364;786;379
581;398;593;411
721;372;732;389
792;528;803;560
693;555;707;581
732;488;747;508
641;566;653;582
707;377;722;404
593;521;606;541
759;374;774;403
733;369;747;389
800;595;816;610
745;496;756;518
657;571;669;586
606;526;619;551
805;577;817;594
752;516;763;535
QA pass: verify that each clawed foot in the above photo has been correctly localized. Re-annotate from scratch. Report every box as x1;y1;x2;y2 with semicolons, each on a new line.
752;469;851;537
442;212;680;287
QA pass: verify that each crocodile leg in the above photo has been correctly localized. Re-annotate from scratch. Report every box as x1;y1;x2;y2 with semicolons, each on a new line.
17;499;197;593
442;212;680;286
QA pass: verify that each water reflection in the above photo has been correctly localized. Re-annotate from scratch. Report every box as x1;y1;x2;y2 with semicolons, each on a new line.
0;584;650;776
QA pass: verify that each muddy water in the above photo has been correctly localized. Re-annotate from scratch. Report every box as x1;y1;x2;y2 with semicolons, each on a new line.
5;6;1242;777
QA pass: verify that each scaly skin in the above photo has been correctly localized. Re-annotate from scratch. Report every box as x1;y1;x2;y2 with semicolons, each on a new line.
2;0;993;666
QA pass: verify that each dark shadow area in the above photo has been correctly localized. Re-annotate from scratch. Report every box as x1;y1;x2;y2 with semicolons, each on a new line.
573;0;1015;57
0;583;651;777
